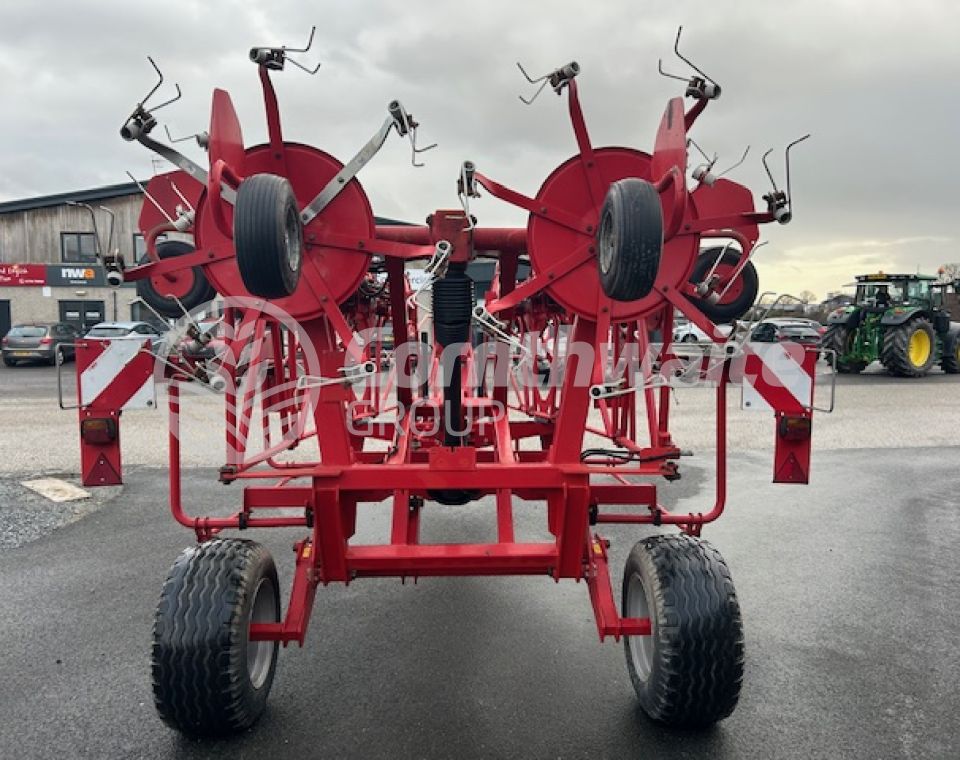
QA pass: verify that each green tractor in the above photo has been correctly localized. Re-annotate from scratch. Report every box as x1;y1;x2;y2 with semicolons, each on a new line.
821;273;960;376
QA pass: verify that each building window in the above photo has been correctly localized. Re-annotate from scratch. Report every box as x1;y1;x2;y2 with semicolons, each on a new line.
133;232;166;261
61;232;99;263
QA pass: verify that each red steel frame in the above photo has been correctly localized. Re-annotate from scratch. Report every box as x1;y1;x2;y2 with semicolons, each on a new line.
109;55;814;648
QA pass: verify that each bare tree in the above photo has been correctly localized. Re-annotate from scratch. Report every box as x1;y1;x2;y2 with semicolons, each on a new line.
798;289;817;304
939;263;960;282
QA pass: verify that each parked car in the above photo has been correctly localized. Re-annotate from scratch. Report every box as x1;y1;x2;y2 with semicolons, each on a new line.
750;321;823;349
1;322;81;366
85;321;168;355
761;317;826;336
673;320;734;343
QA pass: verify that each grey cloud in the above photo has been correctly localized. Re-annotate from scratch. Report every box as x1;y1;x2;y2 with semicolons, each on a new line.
1;1;958;297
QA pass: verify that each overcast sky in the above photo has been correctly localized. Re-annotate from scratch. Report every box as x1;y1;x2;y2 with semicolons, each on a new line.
1;1;957;299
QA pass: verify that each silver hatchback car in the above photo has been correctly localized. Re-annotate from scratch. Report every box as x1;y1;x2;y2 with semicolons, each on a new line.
2;323;81;366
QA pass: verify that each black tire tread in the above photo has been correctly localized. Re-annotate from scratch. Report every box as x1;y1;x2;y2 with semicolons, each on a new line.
598;178;662;302
820;324;865;374
881;316;936;377
234;174;302;299
941;331;960;374
151;538;278;737
136;239;216;319
688;248;759;323
623;534;744;727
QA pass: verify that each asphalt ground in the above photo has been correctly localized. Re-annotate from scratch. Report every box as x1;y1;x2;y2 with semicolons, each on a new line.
1;360;959;758
1;359;959;474
1;450;958;759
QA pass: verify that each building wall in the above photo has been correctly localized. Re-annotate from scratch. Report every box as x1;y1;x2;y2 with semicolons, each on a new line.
0;285;142;324
0;190;150;332
0;194;142;265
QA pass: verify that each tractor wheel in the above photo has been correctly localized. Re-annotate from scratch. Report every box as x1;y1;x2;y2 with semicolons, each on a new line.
881;317;937;377
688;248;759;323
234;174;303;299
820;324;866;374
152;539;280;736
940;331;960;374
596;178;663;302
622;534;744;728
136;240;217;319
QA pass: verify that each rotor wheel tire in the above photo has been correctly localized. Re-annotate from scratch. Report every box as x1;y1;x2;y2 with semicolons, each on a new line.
152;539;280;737
234;174;303;299
941;331;960;374
136;240;217;319
688;248;759;323
820;324;866;374
596;178;663;302
881;317;937;377
622;534;744;728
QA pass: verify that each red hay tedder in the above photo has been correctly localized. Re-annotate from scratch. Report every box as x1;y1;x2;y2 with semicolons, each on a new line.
71;27;823;736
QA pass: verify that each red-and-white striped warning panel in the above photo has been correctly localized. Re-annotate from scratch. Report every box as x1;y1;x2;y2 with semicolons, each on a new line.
740;343;816;414
77;339;156;411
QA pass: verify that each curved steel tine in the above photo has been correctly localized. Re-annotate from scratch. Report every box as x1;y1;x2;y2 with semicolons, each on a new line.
164;124;202;144
168;179;195;213
126;171;175;224
657;58;689;83
410;127;438;167
97;206;117;253
152;82;182;113
784;134;811;209
702;240;737;284
718;145;750;177
687;137;712;163
287;56;321;75
285;25;317;54
518;79;549;105
66;201;102;257
761;148;779;193
141;56;165;107
717;241;767;300
673;25;719;87
516;61;547;84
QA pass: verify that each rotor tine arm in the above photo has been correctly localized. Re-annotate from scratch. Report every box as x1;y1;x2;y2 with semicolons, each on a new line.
518;78;549;105
66;201;102;257
126;171;175;224
761;148;779;194
658;58;690;83
143;56;165;106
286;25;317;54
718;145;750;177
516;61;546;84
287;56;322;75
97;206;117;253
673;25;721;90
151;82;182;113
784;134;811;213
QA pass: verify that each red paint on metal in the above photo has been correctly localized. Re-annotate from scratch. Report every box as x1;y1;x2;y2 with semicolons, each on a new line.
113;50;818;650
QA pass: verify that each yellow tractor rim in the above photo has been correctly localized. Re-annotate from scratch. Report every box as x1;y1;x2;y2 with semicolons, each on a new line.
908;328;931;367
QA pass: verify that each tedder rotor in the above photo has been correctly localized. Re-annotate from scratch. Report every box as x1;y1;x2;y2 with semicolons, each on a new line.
74;26;825;736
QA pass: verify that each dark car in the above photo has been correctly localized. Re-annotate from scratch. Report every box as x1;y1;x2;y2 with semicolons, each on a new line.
2;323;81;366
750;321;823;351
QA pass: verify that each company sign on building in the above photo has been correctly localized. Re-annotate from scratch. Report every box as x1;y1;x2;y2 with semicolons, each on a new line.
0;263;47;286
0;264;134;288
46;265;108;287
